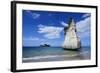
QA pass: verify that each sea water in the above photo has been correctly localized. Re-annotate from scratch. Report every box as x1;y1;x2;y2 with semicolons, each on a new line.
22;47;91;63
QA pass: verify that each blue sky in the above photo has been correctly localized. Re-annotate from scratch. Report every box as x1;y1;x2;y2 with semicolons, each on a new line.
22;10;91;47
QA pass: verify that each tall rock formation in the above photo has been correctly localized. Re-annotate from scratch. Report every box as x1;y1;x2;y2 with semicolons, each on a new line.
62;18;81;50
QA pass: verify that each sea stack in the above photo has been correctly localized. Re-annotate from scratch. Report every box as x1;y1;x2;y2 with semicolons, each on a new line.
62;18;81;50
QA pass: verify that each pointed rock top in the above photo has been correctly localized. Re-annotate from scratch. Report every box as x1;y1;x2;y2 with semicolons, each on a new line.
68;17;75;26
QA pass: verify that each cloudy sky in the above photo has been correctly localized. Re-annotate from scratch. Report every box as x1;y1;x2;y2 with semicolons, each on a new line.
22;10;91;47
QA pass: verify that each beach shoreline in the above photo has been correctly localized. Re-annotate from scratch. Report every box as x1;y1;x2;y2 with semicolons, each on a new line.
22;47;91;63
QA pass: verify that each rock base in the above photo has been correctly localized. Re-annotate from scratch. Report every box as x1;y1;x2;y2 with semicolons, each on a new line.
63;48;81;51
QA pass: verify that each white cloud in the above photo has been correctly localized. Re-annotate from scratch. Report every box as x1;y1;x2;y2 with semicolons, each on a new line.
26;11;40;19
38;24;63;39
82;13;91;18
60;21;68;27
31;13;40;19
76;15;91;38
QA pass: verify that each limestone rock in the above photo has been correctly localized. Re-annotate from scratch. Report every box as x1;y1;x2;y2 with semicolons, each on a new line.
62;18;81;50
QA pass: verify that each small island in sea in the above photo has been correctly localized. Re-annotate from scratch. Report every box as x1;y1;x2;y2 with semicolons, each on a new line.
40;44;50;47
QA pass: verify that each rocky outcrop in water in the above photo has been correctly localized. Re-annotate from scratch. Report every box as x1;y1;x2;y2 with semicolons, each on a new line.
40;44;50;47
62;18;81;50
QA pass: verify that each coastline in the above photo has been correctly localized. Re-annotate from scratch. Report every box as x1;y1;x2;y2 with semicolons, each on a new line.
22;47;90;63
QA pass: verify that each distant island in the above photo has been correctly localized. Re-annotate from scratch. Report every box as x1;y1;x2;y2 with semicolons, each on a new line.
40;44;50;47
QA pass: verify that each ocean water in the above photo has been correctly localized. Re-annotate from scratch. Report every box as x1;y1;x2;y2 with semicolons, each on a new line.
22;47;91;63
